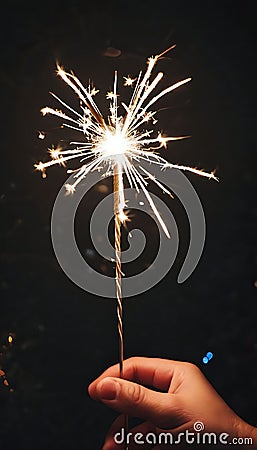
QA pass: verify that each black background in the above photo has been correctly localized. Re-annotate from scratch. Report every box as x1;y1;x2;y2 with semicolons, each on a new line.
0;1;256;449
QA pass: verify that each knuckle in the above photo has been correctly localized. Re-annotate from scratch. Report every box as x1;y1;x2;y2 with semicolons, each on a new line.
125;356;141;365
127;382;145;405
183;362;199;373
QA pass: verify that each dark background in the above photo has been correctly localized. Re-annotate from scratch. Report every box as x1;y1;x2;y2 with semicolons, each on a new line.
0;1;256;449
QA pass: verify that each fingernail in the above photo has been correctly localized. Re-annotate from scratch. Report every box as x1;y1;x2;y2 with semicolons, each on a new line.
97;378;120;400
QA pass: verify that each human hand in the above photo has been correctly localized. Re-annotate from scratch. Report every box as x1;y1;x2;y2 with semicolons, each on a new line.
88;357;257;449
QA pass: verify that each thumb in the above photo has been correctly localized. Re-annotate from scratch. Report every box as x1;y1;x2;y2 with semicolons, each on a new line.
94;377;182;429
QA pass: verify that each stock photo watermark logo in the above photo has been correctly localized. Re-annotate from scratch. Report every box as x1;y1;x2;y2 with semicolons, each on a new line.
51;161;206;298
113;421;254;446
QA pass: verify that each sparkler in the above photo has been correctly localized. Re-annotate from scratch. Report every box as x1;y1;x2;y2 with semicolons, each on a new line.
35;45;217;440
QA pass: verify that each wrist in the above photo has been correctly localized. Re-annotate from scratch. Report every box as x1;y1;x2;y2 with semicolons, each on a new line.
247;424;257;449
234;417;257;449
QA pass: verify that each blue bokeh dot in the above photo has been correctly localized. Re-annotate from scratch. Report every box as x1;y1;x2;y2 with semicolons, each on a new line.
202;356;209;364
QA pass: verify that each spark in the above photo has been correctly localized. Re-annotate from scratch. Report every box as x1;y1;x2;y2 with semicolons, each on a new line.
38;131;45;139
64;183;76;195
89;86;99;96
123;75;137;87
48;145;66;166
35;161;47;178
106;91;119;100
35;46;218;236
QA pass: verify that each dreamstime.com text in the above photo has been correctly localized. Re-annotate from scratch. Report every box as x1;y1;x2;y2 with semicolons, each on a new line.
114;422;254;446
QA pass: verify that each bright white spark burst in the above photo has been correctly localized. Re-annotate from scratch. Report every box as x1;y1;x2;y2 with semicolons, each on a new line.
35;45;218;237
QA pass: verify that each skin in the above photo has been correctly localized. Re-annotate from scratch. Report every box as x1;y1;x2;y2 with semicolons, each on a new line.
88;357;257;449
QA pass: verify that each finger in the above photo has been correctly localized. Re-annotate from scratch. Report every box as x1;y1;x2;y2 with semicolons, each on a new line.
90;376;186;429
88;356;179;398
103;415;157;450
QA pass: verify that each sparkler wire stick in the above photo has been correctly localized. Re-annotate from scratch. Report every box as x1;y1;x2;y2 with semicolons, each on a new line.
113;162;129;445
113;163;124;378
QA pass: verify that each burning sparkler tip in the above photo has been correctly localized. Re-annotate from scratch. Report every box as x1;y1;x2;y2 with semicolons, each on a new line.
36;46;217;243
